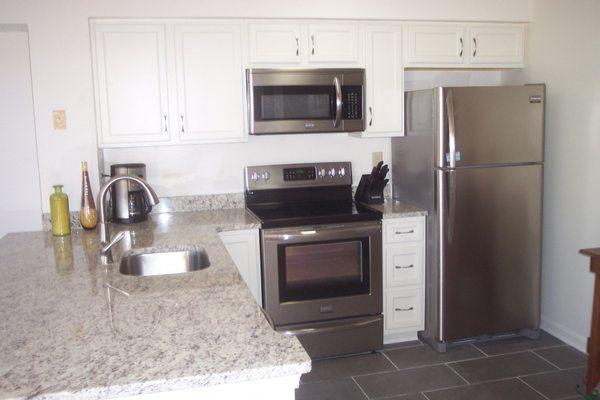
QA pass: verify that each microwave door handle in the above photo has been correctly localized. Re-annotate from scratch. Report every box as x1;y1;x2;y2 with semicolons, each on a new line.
333;76;342;128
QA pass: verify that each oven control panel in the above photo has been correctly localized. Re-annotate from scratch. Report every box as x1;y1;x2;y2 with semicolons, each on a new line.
245;162;352;191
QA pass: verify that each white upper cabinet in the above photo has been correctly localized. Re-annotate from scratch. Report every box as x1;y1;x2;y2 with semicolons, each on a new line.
405;22;525;68
173;23;244;142
405;23;466;66
365;25;404;136
469;24;525;66
93;23;171;145
248;23;302;64
308;23;360;63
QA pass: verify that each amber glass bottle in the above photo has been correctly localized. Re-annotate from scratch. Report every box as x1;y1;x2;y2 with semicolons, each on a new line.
80;161;98;230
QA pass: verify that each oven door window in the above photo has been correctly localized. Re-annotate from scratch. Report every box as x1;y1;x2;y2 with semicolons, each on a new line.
278;238;370;302
253;86;335;121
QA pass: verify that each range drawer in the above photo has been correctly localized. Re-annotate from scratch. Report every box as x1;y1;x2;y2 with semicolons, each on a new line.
385;287;424;331
386;243;424;287
385;218;425;243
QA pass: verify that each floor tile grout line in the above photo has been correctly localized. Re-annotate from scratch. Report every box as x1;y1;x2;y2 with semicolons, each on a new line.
517;376;552;400
515;364;587;380
445;362;471;385
421;392;432;400
379;351;401;371
529;349;563;370
475;343;568;358
351;375;372;400
472;343;490;357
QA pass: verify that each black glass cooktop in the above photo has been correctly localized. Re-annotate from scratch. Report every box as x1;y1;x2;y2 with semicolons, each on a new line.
246;199;382;228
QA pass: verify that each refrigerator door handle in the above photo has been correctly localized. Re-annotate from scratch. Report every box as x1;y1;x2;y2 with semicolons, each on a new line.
446;170;456;244
446;89;457;168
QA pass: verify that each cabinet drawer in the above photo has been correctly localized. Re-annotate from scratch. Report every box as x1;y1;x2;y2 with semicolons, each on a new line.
386;244;424;287
385;287;424;330
385;218;424;243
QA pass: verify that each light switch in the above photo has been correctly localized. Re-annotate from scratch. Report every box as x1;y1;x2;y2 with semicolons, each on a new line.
53;110;66;130
372;151;383;167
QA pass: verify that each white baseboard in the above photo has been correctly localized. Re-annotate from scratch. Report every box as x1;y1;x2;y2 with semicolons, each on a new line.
384;331;419;345
541;315;587;353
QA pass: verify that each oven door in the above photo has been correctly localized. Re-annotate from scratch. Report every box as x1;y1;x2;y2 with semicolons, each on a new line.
247;69;364;134
261;221;382;326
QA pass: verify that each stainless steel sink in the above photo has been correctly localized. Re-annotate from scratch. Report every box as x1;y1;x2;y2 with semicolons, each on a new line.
119;248;210;277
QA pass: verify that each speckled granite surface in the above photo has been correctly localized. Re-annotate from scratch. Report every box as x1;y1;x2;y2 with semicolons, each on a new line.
361;198;428;219
0;209;310;400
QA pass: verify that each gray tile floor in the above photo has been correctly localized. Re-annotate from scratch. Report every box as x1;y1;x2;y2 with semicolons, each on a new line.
296;331;588;400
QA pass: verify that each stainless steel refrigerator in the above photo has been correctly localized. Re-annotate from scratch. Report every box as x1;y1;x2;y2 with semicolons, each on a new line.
392;85;545;352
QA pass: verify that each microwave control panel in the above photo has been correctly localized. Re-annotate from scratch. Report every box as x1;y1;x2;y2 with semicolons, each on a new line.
342;86;363;120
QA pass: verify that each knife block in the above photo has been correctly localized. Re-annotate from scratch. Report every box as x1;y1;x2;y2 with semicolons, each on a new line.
355;174;385;205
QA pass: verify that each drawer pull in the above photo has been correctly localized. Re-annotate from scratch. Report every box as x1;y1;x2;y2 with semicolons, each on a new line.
395;264;414;269
395;229;415;235
395;306;414;312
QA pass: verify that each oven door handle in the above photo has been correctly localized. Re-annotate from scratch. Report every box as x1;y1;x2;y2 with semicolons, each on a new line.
333;76;342;128
277;316;381;337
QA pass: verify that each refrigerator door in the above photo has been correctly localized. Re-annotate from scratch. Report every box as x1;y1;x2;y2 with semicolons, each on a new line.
437;164;542;342
436;85;545;168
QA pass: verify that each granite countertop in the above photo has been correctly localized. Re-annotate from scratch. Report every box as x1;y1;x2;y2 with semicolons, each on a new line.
361;198;428;219
0;209;310;400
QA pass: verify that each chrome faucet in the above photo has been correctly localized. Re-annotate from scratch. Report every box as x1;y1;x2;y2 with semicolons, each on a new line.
97;175;159;263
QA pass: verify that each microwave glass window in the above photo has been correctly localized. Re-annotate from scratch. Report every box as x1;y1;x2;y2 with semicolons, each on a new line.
278;238;371;302
261;94;330;120
254;85;335;121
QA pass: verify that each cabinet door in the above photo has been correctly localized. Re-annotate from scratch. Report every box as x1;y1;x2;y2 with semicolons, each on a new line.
248;23;302;64
219;230;262;306
469;24;524;66
405;24;466;66
93;23;171;145
173;23;245;142
308;23;360;63
365;25;403;135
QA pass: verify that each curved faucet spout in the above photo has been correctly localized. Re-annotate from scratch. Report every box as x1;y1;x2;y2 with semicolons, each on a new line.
97;175;159;249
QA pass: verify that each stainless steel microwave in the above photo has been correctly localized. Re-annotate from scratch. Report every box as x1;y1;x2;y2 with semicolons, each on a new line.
246;69;365;135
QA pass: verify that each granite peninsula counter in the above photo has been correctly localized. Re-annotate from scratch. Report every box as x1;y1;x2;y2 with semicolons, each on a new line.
0;209;310;400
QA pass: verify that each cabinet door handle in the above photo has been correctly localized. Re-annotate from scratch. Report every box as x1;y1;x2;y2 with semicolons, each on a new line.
472;37;477;57
311;35;315;55
369;107;373;126
295;37;299;56
395;264;414;269
459;37;464;57
395;306;414;312
163;114;168;133
180;114;185;134
395;229;414;235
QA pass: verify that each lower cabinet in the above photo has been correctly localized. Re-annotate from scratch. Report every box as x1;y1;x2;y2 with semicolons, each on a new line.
219;229;262;306
382;216;426;344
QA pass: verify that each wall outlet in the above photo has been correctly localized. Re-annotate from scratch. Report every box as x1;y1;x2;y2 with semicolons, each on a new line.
53;110;66;130
372;151;383;167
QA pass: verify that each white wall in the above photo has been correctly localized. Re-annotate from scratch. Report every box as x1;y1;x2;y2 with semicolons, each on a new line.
0;0;533;211
504;0;600;352
0;26;43;238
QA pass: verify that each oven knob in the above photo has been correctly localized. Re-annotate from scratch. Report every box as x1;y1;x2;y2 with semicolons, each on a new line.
317;168;326;179
328;168;336;178
250;172;259;181
261;171;271;180
337;167;346;177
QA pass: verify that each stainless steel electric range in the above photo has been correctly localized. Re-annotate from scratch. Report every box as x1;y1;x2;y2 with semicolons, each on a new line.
244;162;383;359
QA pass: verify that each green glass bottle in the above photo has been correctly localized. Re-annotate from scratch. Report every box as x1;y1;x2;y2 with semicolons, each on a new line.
50;184;70;236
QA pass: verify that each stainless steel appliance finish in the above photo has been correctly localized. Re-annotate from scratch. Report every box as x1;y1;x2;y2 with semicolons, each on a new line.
245;162;383;358
393;85;545;351
261;221;382;326
119;248;210;277
245;162;352;191
246;69;365;135
110;163;152;223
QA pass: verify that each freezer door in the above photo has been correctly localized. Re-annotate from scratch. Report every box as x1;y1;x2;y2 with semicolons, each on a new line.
437;164;542;342
437;85;545;168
